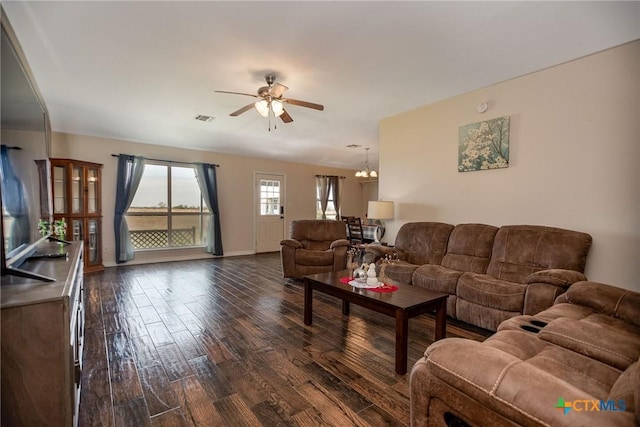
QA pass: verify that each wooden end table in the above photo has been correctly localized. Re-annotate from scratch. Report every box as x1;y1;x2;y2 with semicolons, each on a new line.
303;271;448;375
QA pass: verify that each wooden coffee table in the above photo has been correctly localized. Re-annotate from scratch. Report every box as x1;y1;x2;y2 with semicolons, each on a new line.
303;270;448;375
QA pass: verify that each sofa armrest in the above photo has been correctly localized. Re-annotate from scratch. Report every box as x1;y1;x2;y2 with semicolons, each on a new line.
280;239;303;249
523;283;567;315
330;239;351;250
525;268;587;288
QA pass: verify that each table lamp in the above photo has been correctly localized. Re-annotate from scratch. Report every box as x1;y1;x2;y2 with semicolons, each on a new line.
367;200;394;244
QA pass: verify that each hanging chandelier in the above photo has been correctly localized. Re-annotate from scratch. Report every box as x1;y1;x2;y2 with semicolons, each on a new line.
355;147;378;178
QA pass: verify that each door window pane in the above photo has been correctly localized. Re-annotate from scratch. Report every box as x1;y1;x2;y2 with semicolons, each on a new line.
260;179;280;216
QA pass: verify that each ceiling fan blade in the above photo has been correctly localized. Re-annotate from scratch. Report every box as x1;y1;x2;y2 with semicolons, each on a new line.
284;98;324;111
230;103;255;116
270;83;289;98
280;110;293;123
215;90;258;98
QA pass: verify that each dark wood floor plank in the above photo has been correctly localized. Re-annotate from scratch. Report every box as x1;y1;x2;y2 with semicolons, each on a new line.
138;363;180;416
188;355;235;401
172;330;207;361
213;393;263;427
131;334;162;369
172;376;225;426
109;357;144;404
155;343;193;382
149;408;190;427
295;380;370;427
146;321;176;348
79;252;490;426
113;397;151;427
78;367;113;427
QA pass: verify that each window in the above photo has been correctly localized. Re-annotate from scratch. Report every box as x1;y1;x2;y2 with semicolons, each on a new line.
316;186;337;220
126;162;209;249
260;179;281;215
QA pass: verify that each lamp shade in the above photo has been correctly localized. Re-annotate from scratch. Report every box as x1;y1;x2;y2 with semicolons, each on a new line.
368;200;394;219
254;99;269;117
271;100;284;116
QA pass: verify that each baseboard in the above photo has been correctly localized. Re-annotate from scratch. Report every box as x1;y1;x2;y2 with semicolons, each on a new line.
103;249;258;268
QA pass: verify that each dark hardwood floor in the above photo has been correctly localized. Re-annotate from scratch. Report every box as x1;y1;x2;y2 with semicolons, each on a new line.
79;253;491;426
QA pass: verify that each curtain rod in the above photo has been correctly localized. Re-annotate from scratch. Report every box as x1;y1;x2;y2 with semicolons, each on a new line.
1;145;22;150
111;153;219;167
315;174;346;179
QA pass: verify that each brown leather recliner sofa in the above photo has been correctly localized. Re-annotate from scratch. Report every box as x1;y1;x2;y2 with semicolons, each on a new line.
366;222;592;331
280;219;350;278
410;280;640;427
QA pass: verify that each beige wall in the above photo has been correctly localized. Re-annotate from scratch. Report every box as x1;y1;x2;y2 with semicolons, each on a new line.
379;40;640;291
51;132;363;266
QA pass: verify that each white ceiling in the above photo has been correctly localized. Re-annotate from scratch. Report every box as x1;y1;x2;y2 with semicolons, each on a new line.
3;1;639;170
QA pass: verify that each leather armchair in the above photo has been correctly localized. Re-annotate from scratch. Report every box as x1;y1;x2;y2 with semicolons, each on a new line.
280;220;350;278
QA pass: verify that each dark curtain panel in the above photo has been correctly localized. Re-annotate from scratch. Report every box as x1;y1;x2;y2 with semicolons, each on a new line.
114;155;145;263
0;145;30;251
330;176;345;220
194;163;223;255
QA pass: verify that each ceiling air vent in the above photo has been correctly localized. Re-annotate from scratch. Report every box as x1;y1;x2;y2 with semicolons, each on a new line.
194;114;214;122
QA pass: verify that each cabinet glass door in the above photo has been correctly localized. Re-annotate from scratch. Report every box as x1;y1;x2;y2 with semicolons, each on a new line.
71;166;83;214
53;165;67;214
87;219;100;263
87;168;99;214
71;219;83;242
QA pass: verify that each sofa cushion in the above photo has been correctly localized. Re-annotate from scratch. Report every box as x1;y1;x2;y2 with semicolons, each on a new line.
456;299;521;331
538;317;640;371
412;264;463;294
294;248;334;266
382;261;420;285
440;223;498;273
486;225;592;284
412;265;462;318
457;273;527;312
393;222;454;266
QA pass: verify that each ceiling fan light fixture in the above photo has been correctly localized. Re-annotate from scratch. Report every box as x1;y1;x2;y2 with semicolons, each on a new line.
255;99;269;117
271;100;284;117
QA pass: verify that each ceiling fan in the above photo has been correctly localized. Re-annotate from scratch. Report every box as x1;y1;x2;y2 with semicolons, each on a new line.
215;75;324;126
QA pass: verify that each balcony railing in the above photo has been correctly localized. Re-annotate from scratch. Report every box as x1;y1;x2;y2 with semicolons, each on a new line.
130;227;196;249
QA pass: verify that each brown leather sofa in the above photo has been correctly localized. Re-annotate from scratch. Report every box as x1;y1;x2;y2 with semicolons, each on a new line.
410;280;640;427
280;219;350;278
366;222;592;331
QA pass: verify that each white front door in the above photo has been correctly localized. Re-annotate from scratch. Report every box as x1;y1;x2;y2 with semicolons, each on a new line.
255;173;285;253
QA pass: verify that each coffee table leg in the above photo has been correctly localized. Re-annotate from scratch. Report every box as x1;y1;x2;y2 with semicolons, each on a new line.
342;300;350;316
304;279;312;325
395;308;409;375
434;301;447;340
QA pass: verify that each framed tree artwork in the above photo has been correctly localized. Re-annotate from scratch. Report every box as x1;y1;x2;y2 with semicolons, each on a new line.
458;116;510;172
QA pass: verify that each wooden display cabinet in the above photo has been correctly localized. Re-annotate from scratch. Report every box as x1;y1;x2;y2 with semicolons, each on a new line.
50;158;103;273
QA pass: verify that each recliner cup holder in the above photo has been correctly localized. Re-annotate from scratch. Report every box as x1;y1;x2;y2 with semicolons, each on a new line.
520;325;541;333
530;319;548;328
